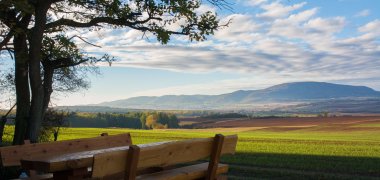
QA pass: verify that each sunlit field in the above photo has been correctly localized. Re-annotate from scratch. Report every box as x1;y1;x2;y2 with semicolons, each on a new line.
3;120;380;179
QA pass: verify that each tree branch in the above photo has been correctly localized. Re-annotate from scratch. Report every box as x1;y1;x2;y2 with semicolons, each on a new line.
0;30;13;51
68;35;101;48
43;57;88;70
45;13;144;29
53;58;88;69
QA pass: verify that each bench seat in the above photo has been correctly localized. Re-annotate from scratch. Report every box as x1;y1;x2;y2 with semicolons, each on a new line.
137;163;228;180
1;133;132;179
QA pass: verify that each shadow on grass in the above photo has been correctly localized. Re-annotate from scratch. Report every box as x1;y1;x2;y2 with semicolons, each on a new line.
222;152;380;179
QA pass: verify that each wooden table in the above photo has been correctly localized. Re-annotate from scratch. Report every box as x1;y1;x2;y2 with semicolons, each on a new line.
20;142;169;179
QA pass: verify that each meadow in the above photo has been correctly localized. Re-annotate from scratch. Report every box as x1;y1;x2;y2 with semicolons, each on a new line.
3;117;380;179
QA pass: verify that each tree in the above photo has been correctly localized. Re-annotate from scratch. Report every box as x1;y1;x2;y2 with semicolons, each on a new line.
140;113;147;129
145;114;158;129
168;114;180;128
39;108;69;142
0;0;227;143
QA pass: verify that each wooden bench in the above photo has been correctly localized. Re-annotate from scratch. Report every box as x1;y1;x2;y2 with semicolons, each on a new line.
0;133;132;179
91;134;238;180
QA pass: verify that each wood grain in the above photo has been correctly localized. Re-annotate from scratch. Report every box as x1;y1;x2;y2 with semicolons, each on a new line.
91;135;237;178
1;133;131;167
21;142;169;172
125;145;140;180
206;134;225;180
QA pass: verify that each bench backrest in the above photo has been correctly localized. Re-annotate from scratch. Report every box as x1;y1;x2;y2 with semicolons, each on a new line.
0;133;132;167
92;134;238;178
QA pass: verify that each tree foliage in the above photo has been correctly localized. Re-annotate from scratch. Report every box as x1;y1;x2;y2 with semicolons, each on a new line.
67;111;179;129
39;108;69;142
0;0;228;143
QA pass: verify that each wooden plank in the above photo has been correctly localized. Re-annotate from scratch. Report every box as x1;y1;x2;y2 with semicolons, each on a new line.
28;173;54;180
92;147;126;179
23;140;39;180
21;135;237;174
2;133;131;167
136;163;229;180
24;140;31;145
138;134;237;169
206;134;225;180
91;135;237;178
93;145;141;180
21;144;135;172
125;145;140;180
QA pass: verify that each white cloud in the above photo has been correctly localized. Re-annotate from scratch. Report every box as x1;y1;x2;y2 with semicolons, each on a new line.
287;8;319;23
195;4;217;14
355;9;370;17
359;19;380;35
268;8;319;39
268;11;346;57
304;17;346;35
245;0;268;6
256;2;307;19
214;14;262;42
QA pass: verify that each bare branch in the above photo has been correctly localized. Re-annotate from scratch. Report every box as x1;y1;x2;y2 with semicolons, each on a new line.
0;31;13;51
43;57;88;70
45;13;143;29
207;0;234;11
68;35;101;48
53;58;88;69
6;47;14;59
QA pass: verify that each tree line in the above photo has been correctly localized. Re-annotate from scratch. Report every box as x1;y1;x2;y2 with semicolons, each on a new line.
67;112;179;129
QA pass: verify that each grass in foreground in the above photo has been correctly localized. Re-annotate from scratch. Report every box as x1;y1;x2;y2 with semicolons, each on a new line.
3;124;380;179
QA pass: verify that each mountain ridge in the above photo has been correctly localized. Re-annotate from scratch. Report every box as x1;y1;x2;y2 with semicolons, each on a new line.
97;82;380;110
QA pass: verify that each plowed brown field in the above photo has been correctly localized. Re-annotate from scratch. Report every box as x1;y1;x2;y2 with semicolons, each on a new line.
180;116;380;132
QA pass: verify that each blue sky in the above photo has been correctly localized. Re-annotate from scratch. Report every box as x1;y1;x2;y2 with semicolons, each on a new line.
3;0;380;107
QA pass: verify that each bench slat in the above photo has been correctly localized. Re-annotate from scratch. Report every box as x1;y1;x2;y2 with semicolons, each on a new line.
92;135;237;178
206;134;225;180
1;133;132;167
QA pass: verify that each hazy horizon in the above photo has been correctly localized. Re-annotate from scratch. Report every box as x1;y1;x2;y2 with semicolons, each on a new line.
62;81;380;107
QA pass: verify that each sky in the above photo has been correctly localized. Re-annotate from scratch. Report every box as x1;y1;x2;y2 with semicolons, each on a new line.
3;0;380;107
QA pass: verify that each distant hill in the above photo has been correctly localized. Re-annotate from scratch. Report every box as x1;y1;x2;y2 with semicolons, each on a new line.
55;106;136;113
234;82;380;102
278;98;380;113
97;82;380;110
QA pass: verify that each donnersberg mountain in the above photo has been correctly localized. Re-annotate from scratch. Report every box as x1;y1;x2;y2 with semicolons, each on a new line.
96;82;380;110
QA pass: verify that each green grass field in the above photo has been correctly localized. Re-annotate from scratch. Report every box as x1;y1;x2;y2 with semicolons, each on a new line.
3;124;380;179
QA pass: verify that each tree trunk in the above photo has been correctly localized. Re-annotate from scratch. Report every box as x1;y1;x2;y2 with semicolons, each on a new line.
27;3;50;143
53;128;59;141
42;67;54;121
12;15;31;145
